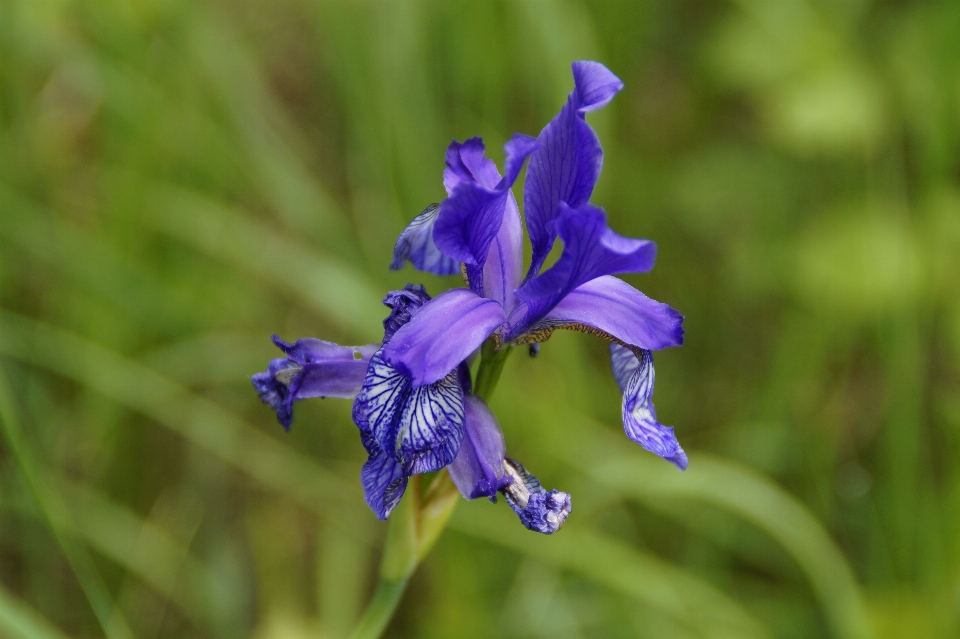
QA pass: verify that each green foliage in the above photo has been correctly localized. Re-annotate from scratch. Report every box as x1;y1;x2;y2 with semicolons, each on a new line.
1;0;958;637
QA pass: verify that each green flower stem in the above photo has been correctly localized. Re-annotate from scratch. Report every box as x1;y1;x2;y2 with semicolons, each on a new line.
347;339;511;639
473;339;514;402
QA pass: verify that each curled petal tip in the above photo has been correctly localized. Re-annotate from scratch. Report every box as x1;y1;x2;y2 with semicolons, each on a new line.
668;448;689;471
392;203;460;276
614;347;688;468
501;457;572;534
382;284;431;344
251;361;296;429
361;448;408;520
253;337;377;429
571;61;624;113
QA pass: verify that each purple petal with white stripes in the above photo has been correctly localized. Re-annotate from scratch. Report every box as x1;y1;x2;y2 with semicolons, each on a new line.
391;203;460;276
353;350;465;475
500;457;571;534
523;61;623;280
610;344;687;470
361;446;409;520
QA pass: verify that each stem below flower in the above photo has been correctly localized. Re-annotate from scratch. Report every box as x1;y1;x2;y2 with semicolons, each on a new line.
346;579;408;639
473;339;513;402
347;339;510;639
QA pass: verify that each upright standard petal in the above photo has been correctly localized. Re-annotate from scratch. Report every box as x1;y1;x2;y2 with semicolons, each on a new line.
523;61;623;280
479;191;524;315
509;204;656;338
501;457;571;534
571;60;625;113
511;276;684;351
434;136;537;296
391;203;460;276
382;289;507;387
252;336;378;429
353;350;465;475
448;396;513;500
444;137;501;192
610;344;687;470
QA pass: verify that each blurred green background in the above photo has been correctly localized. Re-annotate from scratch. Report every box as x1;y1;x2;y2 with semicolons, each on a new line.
2;0;959;637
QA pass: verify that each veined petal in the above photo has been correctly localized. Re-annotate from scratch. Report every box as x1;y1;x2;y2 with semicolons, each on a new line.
571;60;625;114
448;396;512;500
610;338;637;393
252;337;378;429
511;276;684;351
445;137;500;192
383;289;506;387
361;446;409;520
353;350;465;475
434;183;508;267
501;134;541;186
523;61;623;280
611;344;687;470
396;372;465;474
382;284;431;344
391;203;460;276
510;204;657;337
251;357;299;428
501;457;571;534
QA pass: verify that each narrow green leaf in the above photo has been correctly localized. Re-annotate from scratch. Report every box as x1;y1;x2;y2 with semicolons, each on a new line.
0;309;375;545
451;504;769;639
0;583;71;639
545;419;874;639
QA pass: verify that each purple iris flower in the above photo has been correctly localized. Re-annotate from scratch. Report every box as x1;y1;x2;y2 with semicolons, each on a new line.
252;59;683;536
388;60;687;469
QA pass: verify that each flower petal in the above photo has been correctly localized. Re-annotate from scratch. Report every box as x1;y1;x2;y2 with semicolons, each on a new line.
510;204;656;337
448;396;512;500
444;137;500;192
571;60;625;114
251;357;299;428
434;183;508;267
391;203;460;276
361;446;409;520
501;457;571;534
611;344;687;470
478;191;524;315
512;276;683;352
434;135;537;273
396;372;465;474
353;350;465;475
523;61;623;279
252;337;378;429
382;289;506;387
382;284;431;344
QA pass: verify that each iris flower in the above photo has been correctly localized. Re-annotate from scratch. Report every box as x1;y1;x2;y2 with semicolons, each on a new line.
253;60;683;534
387;61;686;466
